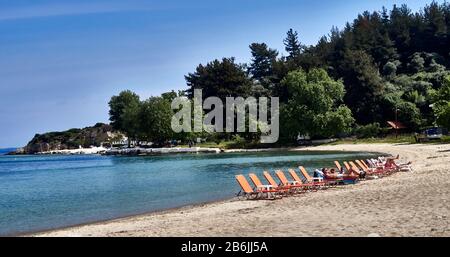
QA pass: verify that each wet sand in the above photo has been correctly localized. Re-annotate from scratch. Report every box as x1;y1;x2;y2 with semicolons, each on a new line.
33;143;450;237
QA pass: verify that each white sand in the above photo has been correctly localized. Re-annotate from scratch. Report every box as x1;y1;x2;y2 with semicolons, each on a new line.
33;143;450;237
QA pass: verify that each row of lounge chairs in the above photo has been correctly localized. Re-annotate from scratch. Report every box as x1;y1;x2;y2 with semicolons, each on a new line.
235;157;407;200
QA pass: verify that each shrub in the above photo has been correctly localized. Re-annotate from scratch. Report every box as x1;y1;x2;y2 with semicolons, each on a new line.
353;123;381;138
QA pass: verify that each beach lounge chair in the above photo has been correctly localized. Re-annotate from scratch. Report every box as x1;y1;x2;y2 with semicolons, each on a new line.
275;170;309;192
235;175;279;200
365;159;396;176
343;161;352;172
249;173;284;198
334;161;343;171
355;160;385;177
368;158;389;170
297;166;328;188
349;161;361;171
330;161;359;184
359;160;370;169
328;161;355;184
349;161;369;179
288;169;318;191
263;171;292;193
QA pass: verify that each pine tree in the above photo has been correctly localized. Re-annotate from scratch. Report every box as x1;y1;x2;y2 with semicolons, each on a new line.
248;43;278;80
185;57;252;100
284;29;303;59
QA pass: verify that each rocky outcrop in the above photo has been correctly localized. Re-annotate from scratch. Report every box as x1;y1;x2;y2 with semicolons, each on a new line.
18;123;123;154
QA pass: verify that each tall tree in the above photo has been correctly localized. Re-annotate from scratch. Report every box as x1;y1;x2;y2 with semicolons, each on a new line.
108;90;140;133
185;57;252;100
338;50;385;124
138;97;174;144
284;29;303;59
432;76;450;129
389;4;413;62
280;68;354;140
121;99;141;145
248;43;278;81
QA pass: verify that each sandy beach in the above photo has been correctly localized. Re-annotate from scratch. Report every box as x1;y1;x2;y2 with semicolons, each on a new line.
33;143;450;237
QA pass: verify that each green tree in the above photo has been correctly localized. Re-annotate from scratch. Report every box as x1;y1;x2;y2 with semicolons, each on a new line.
108;90;139;132
383;61;400;78
408;52;425;72
280;69;354;140
248;43;278;82
435;102;450;129
432;76;450;129
284;29;303;60
161;90;178;102
338;50;385;124
138;97;174;144
121;99;141;146
185;57;252;100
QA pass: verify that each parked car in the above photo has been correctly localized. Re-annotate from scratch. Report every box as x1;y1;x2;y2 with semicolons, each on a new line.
415;127;446;142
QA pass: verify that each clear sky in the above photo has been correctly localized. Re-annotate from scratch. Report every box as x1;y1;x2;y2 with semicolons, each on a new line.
0;0;444;147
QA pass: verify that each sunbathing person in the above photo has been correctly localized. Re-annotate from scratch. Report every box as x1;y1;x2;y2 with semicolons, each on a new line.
323;167;361;181
385;155;412;171
323;168;344;179
367;158;385;169
323;168;335;179
313;168;325;180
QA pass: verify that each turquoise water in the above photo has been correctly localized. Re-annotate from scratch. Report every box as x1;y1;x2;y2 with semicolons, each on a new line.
0;151;378;235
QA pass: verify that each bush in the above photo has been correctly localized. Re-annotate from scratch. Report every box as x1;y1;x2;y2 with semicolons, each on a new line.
353;123;381;138
229;134;247;148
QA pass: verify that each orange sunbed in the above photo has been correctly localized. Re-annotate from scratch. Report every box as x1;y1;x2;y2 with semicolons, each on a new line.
263;171;292;194
329;161;358;183
236;175;278;200
359;160;370;169
249;173;283;198
343;161;352;172
288;169;322;190
355;160;386;176
275;170;309;191
298;166;329;187
349;161;360;171
334;161;343;171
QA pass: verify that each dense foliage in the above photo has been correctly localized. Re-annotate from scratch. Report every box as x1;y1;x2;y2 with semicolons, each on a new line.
109;2;450;145
280;69;354;140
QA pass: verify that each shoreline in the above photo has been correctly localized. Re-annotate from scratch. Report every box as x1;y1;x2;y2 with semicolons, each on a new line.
31;143;450;237
20;197;235;237
8;145;381;157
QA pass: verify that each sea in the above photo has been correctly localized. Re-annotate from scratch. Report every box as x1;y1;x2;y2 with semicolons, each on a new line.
0;150;379;235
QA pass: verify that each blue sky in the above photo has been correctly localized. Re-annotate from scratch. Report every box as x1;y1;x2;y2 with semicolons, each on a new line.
0;0;444;147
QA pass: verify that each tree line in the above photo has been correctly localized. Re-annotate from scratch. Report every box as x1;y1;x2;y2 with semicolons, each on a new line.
109;2;450;145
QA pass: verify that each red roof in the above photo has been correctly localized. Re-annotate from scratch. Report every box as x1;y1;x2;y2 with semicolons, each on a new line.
387;121;406;129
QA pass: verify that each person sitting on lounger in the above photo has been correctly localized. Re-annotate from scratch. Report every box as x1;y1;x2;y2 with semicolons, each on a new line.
385;155;412;171
314;168;324;180
323;168;343;179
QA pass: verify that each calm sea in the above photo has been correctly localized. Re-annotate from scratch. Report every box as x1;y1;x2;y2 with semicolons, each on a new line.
0;151;378;235
0;148;16;155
